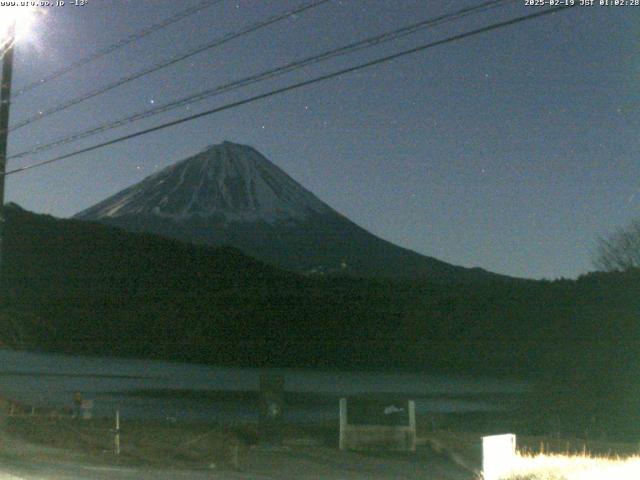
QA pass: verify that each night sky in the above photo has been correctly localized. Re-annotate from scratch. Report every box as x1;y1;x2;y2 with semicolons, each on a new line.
2;0;638;280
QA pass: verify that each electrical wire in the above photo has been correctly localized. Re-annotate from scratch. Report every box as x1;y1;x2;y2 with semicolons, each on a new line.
12;0;226;97
8;0;516;161
8;0;331;132
3;5;575;178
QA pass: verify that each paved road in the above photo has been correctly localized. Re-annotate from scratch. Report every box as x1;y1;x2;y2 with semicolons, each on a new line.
0;445;474;479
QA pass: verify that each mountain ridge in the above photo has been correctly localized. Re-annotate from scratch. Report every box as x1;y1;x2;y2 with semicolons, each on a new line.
76;142;332;223
75;141;510;282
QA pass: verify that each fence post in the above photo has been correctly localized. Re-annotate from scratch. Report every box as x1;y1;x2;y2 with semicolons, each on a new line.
339;398;347;451
408;400;416;452
114;410;121;455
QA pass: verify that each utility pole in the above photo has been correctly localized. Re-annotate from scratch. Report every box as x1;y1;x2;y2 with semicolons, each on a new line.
0;22;16;280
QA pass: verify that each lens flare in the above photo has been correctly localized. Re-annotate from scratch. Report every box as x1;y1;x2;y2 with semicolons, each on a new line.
0;6;40;47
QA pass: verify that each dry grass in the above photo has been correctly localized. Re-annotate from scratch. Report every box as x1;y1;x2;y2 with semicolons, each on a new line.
421;429;640;479
500;453;640;480
2;416;251;469
1;415;334;470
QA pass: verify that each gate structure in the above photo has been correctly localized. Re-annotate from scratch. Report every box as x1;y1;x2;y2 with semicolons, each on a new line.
339;397;416;451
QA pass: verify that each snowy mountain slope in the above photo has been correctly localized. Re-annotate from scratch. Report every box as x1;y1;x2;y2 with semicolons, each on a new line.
77;142;331;223
75;142;505;282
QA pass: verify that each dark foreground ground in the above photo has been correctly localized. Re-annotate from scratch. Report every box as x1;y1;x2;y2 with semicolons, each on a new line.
3;414;636;480
0;446;472;480
0;416;473;480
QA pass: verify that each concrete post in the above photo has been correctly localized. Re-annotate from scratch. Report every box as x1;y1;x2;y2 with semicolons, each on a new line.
408;400;416;451
339;398;347;451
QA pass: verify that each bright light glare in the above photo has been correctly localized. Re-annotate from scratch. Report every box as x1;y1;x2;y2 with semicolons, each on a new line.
502;453;640;480
482;434;516;480
0;6;40;46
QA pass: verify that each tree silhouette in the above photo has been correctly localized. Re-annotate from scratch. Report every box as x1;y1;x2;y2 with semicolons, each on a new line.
594;219;640;271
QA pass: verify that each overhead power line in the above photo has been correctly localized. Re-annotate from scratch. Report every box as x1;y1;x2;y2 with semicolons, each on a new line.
9;0;331;132
9;0;515;161
3;5;575;178
13;0;225;97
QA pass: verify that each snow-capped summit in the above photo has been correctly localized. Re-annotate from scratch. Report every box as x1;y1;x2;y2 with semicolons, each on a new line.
76;142;503;282
77;142;330;224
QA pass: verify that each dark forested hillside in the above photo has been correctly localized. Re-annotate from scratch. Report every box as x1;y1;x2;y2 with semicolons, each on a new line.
2;204;639;386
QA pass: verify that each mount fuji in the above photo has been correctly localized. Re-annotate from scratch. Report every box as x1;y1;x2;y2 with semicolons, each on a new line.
75;141;500;282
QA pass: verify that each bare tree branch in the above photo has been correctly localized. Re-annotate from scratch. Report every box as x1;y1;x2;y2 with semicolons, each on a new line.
593;219;640;271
